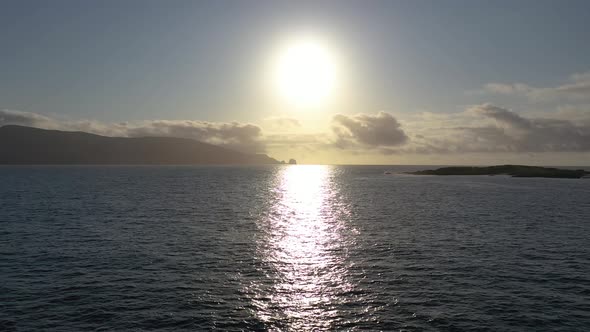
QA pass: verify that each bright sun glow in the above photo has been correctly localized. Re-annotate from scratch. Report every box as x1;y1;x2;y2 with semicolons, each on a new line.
274;39;337;108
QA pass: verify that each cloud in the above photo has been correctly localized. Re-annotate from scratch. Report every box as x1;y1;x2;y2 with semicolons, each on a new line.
3;106;590;157
265;133;329;149
263;116;301;129
555;104;590;126
404;104;590;153
468;104;590;152
484;83;533;95
468;104;532;130
484;71;590;102
123;120;264;153
331;112;408;149
0;109;265;153
0;109;58;128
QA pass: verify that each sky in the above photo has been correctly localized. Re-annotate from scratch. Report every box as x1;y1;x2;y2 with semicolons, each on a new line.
1;0;590;165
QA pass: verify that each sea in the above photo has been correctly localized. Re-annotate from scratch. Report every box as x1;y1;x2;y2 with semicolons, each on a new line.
1;165;589;331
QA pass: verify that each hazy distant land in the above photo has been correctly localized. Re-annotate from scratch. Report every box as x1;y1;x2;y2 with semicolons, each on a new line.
407;165;590;179
0;125;283;165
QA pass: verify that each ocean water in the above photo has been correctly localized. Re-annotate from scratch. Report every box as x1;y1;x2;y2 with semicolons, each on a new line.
1;165;589;331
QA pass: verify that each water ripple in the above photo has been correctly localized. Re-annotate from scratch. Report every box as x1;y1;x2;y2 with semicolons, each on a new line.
1;165;589;331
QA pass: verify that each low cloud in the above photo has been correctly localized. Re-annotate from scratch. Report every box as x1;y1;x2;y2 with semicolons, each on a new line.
484;83;533;95
3;106;590;157
332;112;408;149
468;104;532;130
0;109;126;136
0;109;265;153
263;116;301;129
405;104;590;153
484;71;590;102
466;104;590;152
124;120;264;153
0;109;60;129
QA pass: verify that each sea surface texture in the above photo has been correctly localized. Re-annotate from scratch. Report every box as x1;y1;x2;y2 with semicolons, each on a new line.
1;165;589;331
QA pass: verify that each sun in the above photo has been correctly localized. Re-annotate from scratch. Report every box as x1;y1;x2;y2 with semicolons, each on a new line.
273;39;337;108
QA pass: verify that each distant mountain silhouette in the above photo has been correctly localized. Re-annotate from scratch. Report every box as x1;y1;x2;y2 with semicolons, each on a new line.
0;125;280;165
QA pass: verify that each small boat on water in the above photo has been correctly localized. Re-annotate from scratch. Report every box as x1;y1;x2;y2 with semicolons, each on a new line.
384;171;392;175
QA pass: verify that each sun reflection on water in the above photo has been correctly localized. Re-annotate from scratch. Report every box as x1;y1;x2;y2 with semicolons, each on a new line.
250;165;355;330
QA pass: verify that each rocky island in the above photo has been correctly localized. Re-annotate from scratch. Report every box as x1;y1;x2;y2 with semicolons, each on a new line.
407;165;589;179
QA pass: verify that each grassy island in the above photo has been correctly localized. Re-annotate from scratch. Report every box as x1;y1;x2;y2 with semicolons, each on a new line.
407;165;589;179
